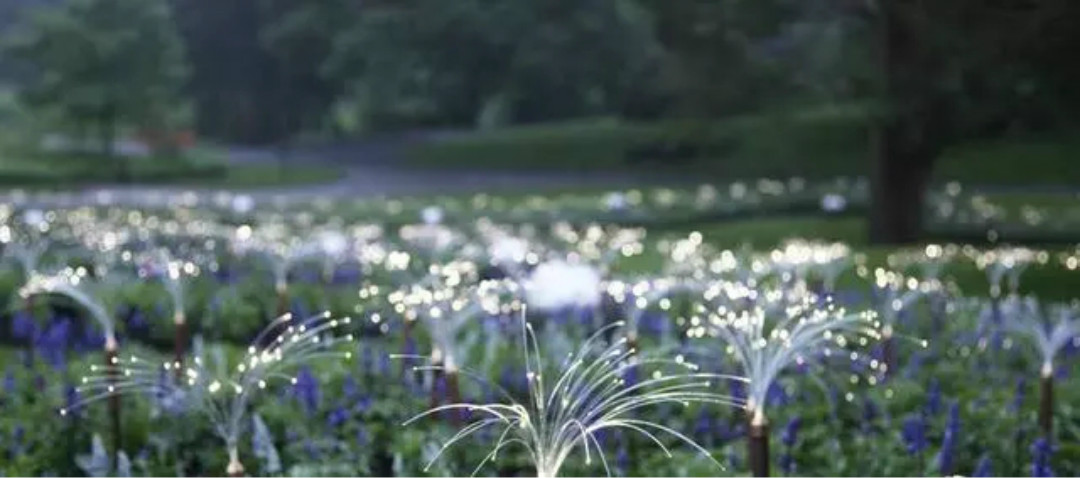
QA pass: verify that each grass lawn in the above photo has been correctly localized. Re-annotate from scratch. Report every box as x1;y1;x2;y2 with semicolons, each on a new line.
0;148;343;190
635;215;1080;301
405;112;1080;186
155;162;344;189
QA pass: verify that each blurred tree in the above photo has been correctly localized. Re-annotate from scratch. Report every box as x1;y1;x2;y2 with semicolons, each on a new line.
635;0;801;117
0;0;61;80
257;0;354;137
4;0;187;161
324;0;664;129
171;0;278;143
866;0;1080;244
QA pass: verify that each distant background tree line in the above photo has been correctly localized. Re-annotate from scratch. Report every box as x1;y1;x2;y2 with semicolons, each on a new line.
1;0;1079;242
2;0;1076;144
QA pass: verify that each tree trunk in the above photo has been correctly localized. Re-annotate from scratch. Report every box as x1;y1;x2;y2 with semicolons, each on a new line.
869;0;948;245
869;122;932;244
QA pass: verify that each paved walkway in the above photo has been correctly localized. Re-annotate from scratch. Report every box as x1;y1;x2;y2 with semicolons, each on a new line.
6;134;1072;209
5;135;692;208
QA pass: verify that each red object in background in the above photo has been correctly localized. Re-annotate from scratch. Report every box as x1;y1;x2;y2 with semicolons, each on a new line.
135;129;196;153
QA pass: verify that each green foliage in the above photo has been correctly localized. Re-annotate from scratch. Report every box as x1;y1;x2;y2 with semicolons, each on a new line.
5;288;1080;476
406;110;1080;186
0;145;342;189
1;195;1080;475
256;0;353;135
406;112;865;176
635;0;806;116
3;0;188;153
323;0;664;129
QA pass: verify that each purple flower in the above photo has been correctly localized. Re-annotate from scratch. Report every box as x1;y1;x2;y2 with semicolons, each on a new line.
304;439;320;460
781;417;801;447
10;311;36;342
990;329;1005;351
622;365;639;388
936;403;961;474
352;395;372;414
1010;378;1027;413
900;415;927;455
209;294;224;317
694;409;713;443
862;398;880;434
361;347;374;376
377;349;391;376
726;448;740;470
945;402;960;436
1065;338;1080;361
937;425;957;475
35;318;72;370
766;382;789;407
290;298;309;321
10;425;26;456
50;317;73;346
639;311;665;337
779;452;795;475
729;379;746;403
929;295;947;332
615;444;630;476
972;454;993;477
499;364;520;393
127;308;148;334
904;351;925;379
925;380;941;416
332;265;361;285
80;326;105;351
1031;438;1054;477
295;267;320;285
152;367;179;413
291;367;320;416
342;376;359;400
327;405;349;429
593;429;609;449
718;419;746;442
64;384;81;417
402;336;417;358
575;307;595;330
3;368;15;393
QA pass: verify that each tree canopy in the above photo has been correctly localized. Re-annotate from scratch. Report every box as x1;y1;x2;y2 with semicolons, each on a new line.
5;0;1073;147
4;0;187;154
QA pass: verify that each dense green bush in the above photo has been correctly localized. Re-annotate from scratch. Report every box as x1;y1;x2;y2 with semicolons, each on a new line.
406;113;1080;185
